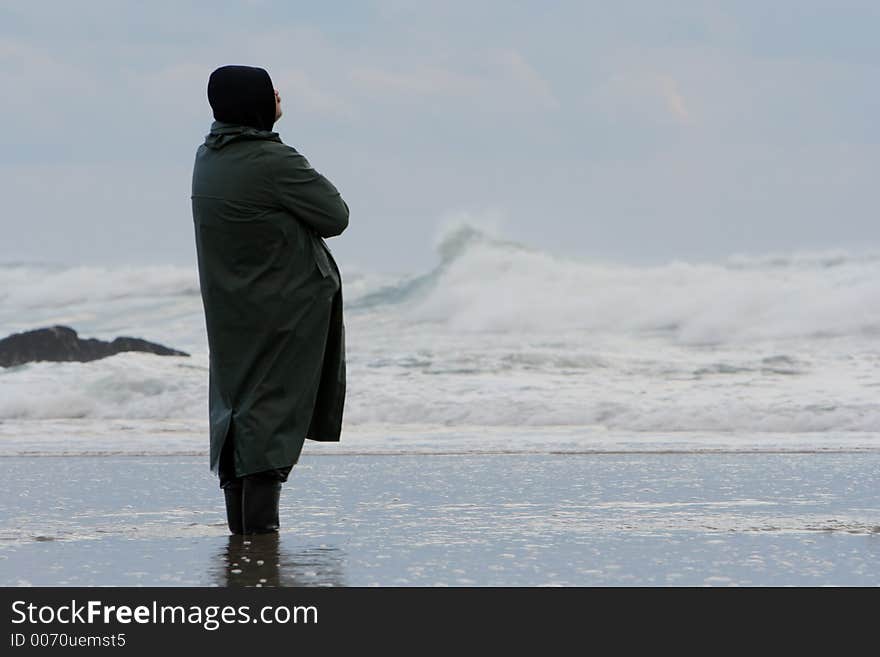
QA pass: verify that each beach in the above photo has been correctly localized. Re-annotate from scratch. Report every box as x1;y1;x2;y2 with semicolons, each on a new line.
4;0;880;602
1;451;878;586
2;229;880;586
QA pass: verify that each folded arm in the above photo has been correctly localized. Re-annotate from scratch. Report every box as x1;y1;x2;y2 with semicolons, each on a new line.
272;148;349;238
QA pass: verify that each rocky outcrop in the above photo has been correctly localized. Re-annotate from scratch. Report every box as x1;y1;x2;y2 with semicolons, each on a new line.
0;325;190;367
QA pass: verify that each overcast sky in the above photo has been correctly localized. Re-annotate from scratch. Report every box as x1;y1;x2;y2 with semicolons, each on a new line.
1;0;878;273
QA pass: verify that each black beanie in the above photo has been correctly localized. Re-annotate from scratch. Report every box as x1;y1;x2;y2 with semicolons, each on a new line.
207;65;276;131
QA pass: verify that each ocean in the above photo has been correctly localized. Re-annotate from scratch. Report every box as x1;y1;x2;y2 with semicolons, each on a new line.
2;223;879;457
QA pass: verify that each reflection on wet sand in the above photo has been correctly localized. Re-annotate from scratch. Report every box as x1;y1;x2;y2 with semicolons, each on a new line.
213;534;346;587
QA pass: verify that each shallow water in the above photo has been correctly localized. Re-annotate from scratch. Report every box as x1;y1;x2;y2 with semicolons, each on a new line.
1;453;878;586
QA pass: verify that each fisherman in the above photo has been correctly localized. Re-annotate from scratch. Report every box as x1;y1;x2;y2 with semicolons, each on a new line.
191;65;348;534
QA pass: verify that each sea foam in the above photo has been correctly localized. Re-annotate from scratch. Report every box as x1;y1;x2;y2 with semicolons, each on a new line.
1;225;879;437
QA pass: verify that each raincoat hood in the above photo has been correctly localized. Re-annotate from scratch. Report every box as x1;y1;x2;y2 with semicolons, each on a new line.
207;65;277;132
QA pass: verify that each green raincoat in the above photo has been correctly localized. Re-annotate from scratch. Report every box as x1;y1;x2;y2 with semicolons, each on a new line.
191;120;348;478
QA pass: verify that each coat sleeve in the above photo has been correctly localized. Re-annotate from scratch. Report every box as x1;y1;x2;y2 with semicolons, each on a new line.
271;147;350;238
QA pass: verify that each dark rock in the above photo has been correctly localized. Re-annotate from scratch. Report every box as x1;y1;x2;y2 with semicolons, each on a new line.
0;325;190;368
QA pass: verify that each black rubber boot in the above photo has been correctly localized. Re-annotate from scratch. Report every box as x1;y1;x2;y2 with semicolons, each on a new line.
242;477;282;534
223;482;244;535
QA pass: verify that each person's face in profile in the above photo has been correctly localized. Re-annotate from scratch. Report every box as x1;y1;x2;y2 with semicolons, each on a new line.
274;89;282;121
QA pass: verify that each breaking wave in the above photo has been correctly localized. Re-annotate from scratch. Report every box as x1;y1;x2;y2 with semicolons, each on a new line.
5;225;880;344
0;263;200;309
354;224;880;344
2;225;879;434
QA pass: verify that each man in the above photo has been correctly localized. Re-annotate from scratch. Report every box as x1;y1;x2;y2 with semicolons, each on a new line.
191;65;349;535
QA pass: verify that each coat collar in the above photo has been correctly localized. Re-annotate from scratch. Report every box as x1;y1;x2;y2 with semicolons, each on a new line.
204;120;281;149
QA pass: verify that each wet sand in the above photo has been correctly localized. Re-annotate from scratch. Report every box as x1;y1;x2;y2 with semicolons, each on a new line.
1;453;878;586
